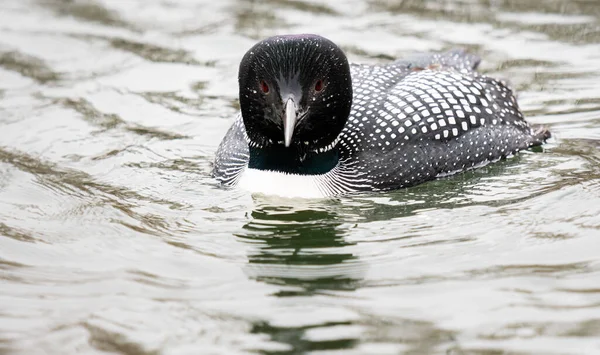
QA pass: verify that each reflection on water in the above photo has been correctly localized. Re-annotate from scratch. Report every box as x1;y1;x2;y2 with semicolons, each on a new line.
1;0;600;354
239;201;361;293
239;202;362;353
238;201;462;354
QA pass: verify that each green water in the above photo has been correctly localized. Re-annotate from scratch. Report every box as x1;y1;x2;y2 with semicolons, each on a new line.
1;0;600;354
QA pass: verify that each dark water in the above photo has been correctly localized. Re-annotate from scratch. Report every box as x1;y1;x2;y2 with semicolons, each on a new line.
1;0;600;354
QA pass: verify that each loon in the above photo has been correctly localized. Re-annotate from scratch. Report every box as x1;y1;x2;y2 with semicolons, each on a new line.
213;34;550;198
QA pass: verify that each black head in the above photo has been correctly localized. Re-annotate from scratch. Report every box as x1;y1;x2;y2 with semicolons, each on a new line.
238;34;352;152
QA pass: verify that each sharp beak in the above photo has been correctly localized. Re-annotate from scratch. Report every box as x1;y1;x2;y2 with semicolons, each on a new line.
283;98;297;147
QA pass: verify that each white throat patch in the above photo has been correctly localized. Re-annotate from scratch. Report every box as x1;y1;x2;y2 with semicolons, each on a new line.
237;168;328;198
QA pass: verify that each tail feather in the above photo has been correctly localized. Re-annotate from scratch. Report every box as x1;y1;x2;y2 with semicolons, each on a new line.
530;126;552;146
394;48;481;72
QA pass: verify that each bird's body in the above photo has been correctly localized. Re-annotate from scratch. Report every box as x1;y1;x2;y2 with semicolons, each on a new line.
213;35;549;198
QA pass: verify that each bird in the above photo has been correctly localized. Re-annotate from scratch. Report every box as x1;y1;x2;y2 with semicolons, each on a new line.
212;34;550;198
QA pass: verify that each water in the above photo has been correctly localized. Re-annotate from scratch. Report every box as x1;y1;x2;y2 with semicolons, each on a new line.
1;0;599;354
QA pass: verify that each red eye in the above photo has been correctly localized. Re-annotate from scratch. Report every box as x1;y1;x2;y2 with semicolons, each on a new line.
260;80;269;93
315;80;324;92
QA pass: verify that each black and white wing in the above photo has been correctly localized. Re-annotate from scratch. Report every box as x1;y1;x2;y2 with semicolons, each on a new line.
212;116;249;187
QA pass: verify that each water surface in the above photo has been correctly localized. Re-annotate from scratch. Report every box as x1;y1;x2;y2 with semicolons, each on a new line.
1;0;600;354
